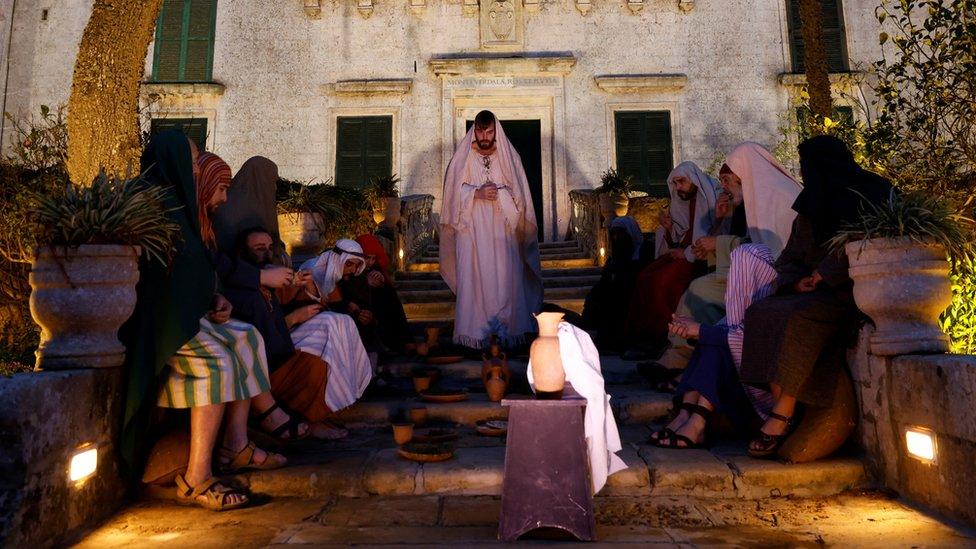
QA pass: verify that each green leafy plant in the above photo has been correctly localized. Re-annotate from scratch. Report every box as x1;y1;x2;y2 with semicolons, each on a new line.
828;190;975;264
595;168;633;195
3;173;182;266
364;174;400;206
276;179;374;247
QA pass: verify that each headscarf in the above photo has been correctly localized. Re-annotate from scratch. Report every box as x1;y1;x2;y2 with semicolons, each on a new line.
299;238;367;298
724;142;803;258
655;161;721;261
608;216;644;262
196;152;233;249
356;234;393;283
438;119;543;311
214;156;280;254
120;130;216;480
794;135;893;245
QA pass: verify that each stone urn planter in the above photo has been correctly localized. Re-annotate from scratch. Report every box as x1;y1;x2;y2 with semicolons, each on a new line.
530;312;566;399
845;237;952;356
384;196;402;227
29;245;140;369
278;212;324;256
611;191;629;217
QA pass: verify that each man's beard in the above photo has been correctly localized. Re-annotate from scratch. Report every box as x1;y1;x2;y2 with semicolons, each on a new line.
477;138;495;150
247;250;273;267
676;188;697;201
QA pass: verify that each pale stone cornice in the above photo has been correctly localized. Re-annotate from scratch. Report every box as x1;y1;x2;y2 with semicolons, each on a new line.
429;53;577;76
777;71;865;87
140;82;226;99
594;74;688;93
325;79;414;96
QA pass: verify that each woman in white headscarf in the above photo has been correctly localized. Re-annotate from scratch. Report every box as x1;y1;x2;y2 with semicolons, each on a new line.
623;162;721;358
439;111;543;348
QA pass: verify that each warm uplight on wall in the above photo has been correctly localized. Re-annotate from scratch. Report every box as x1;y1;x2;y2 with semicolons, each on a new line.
69;445;98;483
599;247;606;258
398;248;405;260
905;427;937;464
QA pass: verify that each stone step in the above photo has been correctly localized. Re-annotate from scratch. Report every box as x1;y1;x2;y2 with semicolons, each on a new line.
404;298;584;320
397;266;602;281
427;240;581;253
419;250;589;263
396;274;601;292
407;258;596;273
219;428;867;500
386;356;641;386
400;286;589;304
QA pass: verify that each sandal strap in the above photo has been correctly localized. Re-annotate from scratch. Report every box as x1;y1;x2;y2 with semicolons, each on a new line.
767;411;793;425
658;432;698;449
252;402;281;424
270;416;303;439
680;402;713;420
225;441;257;470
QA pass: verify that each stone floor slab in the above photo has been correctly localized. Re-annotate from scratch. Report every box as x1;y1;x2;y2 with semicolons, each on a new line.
440;495;501;526
603;447;651;496
639;445;736;497
316;495;440;527
721;454;867;499
240;452;370;498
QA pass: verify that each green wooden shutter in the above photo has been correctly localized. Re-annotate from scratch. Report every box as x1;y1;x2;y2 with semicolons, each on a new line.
150;118;208;151
787;0;849;73
615;111;673;198
335;116;392;188
151;0;217;82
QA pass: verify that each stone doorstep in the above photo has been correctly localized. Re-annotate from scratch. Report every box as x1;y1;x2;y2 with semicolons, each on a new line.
211;444;866;501
428;240;582;253
407;257;596;272
396;274;602;291
385;356;642;385
403;297;585;318
419;250;590;262
396;266;602;280
399;285;590;304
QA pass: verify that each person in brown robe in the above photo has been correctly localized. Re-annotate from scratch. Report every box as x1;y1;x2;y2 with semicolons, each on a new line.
739;135;892;458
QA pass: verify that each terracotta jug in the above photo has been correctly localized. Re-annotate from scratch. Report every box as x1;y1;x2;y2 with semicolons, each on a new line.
530;312;565;398
483;363;510;402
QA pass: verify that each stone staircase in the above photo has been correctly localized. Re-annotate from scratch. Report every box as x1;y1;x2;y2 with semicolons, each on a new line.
397;240;599;322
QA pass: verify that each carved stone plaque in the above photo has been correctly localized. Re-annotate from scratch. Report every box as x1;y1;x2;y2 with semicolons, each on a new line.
480;0;523;50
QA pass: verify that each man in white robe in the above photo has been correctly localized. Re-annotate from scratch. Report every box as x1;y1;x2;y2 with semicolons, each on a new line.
439;110;544;348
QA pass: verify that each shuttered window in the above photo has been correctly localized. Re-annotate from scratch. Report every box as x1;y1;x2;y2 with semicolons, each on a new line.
786;0;849;73
335;116;393;189
151;0;218;82
614;111;673;198
150;118;208;151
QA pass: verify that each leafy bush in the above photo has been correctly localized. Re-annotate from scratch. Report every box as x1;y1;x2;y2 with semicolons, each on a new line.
595;168;633;194
276;179;374;247
363;174;401;206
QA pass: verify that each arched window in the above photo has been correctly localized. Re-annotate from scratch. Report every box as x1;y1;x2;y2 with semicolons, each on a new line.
151;0;218;82
786;0;849;73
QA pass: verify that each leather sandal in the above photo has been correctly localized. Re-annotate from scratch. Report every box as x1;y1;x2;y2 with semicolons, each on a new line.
250;402;308;442
655;403;712;449
174;473;249;511
747;411;794;459
218;441;288;474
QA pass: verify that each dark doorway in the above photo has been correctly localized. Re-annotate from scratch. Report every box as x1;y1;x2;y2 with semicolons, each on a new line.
467;119;544;241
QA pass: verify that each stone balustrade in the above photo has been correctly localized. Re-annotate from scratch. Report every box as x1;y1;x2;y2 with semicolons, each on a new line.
395;194;436;271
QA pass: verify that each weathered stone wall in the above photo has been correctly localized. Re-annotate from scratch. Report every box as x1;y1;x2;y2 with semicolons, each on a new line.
850;326;976;528
0;368;125;547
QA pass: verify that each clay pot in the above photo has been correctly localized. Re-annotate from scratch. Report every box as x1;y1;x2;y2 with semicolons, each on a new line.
530;312;566;398
413;374;433;393
29;245;140;369
611;191;629;217
372;207;387;225
483;364;509;402
385;196;402;227
845;238;952;356
277;212;324;257
392;422;414;445
597;193;615;223
408;406;428;425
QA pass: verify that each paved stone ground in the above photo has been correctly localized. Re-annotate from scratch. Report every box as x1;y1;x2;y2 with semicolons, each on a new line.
76;491;975;547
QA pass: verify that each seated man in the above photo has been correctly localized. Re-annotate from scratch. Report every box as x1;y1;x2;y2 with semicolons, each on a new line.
229;227;375;438
354;234;411;355
623;162;723;359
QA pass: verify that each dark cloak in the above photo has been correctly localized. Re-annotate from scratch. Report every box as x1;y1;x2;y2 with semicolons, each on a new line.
213;156;280;254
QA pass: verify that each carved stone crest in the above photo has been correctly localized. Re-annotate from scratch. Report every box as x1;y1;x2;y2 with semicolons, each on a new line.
480;0;523;49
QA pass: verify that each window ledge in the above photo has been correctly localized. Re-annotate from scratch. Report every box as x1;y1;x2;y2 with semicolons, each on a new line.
141;82;226;99
429;53;577;76
325;79;413;96
594;74;687;93
777;71;863;87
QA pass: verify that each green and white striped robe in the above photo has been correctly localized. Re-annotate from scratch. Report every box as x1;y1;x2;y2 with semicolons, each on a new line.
158;318;271;408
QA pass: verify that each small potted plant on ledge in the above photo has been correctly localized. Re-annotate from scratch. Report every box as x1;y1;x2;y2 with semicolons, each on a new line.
276;179;341;257
595;168;633;220
365;174;402;228
829;189;975;356
16;173;179;369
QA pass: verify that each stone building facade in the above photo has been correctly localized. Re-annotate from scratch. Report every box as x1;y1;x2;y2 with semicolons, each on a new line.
0;0;883;240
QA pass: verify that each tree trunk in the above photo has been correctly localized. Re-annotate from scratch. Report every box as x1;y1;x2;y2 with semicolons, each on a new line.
66;0;164;185
799;0;832;130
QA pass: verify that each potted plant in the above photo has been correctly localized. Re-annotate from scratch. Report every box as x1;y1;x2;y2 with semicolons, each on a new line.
276;179;340;257
595;168;632;220
14;173;179;369
830;189;974;356
364;174;401;227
